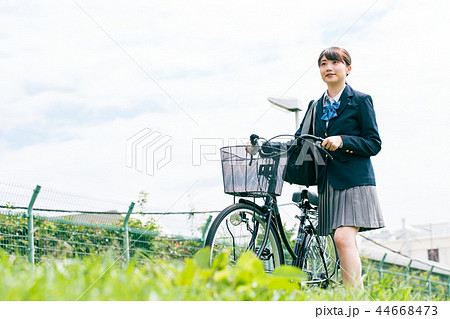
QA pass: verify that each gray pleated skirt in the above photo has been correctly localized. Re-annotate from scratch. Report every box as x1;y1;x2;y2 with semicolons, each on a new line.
317;180;385;236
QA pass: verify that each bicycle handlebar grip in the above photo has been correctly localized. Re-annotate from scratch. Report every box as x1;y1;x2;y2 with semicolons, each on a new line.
250;134;259;146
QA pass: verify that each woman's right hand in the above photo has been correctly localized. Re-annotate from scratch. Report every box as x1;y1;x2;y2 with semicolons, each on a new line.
321;135;343;151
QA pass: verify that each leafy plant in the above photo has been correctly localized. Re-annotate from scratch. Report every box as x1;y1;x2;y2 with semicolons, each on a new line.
0;247;445;301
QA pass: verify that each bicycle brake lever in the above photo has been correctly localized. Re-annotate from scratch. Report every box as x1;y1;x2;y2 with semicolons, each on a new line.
249;134;260;166
315;141;334;160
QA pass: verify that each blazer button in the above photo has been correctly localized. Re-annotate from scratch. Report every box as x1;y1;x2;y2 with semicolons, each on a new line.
325;133;328;137
346;150;349;153
350;151;354;153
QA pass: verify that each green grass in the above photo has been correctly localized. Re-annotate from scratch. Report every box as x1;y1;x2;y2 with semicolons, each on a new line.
0;248;445;301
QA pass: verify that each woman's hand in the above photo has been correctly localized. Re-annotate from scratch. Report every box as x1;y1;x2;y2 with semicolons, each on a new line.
321;136;343;151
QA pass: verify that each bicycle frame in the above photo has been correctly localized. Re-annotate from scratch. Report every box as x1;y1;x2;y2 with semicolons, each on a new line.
239;193;336;283
295;200;336;281
238;197;288;263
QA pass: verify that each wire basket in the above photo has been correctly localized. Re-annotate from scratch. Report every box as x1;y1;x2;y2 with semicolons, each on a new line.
220;145;287;197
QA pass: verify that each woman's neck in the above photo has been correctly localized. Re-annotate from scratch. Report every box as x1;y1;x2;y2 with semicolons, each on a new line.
327;82;346;98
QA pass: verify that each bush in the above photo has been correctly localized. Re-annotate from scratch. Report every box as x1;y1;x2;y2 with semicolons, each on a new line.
0;212;203;262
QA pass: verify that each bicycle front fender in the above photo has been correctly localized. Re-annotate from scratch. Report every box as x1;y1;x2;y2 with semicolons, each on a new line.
238;198;267;216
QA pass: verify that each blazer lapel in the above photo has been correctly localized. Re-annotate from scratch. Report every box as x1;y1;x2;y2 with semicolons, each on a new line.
328;84;353;129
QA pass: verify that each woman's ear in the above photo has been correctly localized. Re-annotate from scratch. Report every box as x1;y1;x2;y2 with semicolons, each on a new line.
346;65;352;76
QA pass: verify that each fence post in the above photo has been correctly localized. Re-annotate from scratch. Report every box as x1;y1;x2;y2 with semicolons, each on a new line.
202;215;213;244
123;202;135;263
378;253;387;280
406;259;413;287
27;185;41;265
427;266;434;296
447;274;450;300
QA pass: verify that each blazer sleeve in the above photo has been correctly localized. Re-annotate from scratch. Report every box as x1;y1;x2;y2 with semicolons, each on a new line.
340;95;381;157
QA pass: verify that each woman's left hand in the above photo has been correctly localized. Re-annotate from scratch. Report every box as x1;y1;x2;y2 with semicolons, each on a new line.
321;136;343;151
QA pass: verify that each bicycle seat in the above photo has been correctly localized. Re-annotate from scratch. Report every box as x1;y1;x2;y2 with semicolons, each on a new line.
292;189;319;206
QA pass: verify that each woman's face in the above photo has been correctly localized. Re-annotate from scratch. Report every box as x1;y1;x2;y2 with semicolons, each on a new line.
319;57;351;86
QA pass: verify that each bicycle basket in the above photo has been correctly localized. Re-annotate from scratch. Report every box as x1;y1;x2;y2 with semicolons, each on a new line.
220;145;287;197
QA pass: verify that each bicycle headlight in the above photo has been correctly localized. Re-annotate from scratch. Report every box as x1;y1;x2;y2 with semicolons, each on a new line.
230;213;242;226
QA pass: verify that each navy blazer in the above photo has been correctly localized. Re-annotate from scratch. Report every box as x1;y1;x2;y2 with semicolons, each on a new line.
295;85;381;194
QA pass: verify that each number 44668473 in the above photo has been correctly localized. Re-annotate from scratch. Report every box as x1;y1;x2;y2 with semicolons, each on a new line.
375;305;437;316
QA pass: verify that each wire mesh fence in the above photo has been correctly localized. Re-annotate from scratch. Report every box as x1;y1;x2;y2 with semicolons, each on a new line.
0;181;216;264
0;208;28;261
362;255;450;300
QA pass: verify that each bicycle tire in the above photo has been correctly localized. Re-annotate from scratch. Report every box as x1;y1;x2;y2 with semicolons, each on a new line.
204;202;284;272
298;233;338;284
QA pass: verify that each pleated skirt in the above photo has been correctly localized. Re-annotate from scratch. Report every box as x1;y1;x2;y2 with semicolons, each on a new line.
317;180;385;236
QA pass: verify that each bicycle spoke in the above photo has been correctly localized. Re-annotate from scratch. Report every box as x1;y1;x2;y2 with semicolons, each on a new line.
302;234;337;284
205;203;283;272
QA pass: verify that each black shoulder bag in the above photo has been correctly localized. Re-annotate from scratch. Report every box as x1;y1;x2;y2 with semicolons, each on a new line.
283;100;321;187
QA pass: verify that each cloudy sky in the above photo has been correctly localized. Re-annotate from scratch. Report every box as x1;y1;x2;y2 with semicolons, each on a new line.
1;0;449;233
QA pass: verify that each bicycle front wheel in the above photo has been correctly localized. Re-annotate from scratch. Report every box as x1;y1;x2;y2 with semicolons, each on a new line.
300;233;338;283
204;203;283;272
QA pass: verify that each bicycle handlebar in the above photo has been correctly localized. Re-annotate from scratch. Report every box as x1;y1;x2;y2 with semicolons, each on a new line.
250;133;334;160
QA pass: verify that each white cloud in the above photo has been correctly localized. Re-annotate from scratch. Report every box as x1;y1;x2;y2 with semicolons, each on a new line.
1;0;450;234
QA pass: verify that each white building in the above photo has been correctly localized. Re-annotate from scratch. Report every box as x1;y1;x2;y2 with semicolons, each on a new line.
358;221;450;275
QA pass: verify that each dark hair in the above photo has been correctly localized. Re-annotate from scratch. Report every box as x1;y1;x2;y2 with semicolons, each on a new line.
318;47;351;67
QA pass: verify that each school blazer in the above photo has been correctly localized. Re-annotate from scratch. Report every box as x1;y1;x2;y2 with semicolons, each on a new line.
295;85;381;194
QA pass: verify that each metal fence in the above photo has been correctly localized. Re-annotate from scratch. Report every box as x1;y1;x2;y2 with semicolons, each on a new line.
362;254;450;300
0;182;215;264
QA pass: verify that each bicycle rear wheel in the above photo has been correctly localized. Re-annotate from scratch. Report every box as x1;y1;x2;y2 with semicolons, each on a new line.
204;202;283;272
300;233;338;284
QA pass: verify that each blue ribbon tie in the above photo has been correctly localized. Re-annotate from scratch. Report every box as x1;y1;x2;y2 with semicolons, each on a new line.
321;100;340;121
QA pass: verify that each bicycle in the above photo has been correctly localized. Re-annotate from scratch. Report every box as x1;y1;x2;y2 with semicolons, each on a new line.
204;133;339;287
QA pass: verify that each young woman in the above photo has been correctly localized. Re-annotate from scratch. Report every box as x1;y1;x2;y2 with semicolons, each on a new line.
298;47;385;288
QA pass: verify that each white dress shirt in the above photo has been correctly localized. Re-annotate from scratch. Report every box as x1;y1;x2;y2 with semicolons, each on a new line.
323;85;346;128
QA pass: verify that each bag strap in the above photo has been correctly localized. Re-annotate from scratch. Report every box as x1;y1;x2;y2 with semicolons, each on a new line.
301;100;320;185
311;100;319;183
301;100;318;135
311;99;317;135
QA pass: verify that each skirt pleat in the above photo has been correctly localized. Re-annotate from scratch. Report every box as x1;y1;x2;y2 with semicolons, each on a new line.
318;180;385;236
